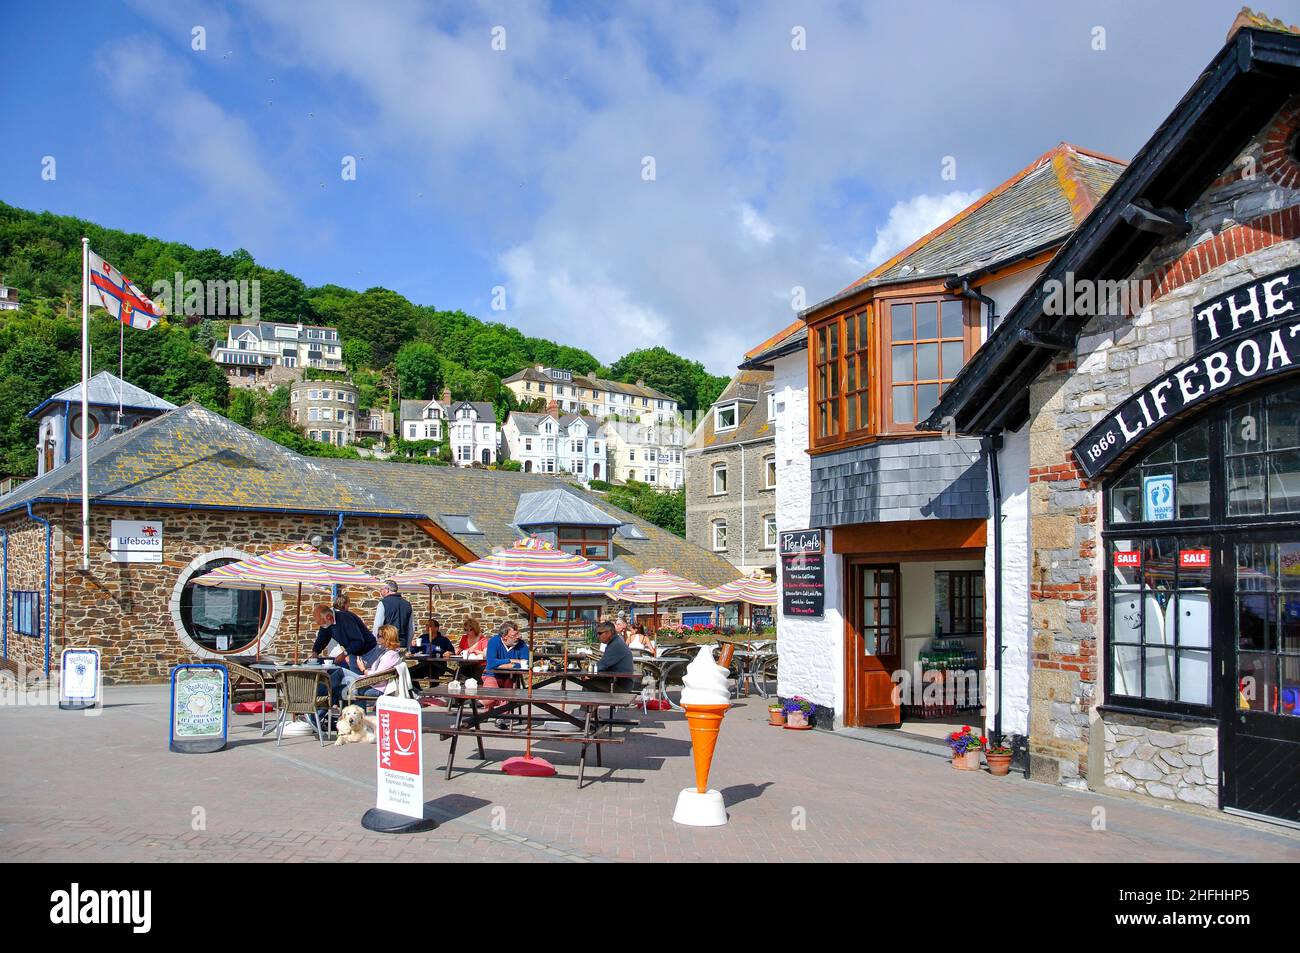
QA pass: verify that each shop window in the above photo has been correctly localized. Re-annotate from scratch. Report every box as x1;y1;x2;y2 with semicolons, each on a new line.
1234;541;1300;715
558;526;610;560
1108;535;1213;707
1225;389;1300;516
176;556;272;654
1110;419;1211;524
12;590;39;637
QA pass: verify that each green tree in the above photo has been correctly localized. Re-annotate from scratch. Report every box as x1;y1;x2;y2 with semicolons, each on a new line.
395;341;443;401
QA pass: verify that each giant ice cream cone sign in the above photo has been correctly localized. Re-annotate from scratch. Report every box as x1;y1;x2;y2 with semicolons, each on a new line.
673;645;732;826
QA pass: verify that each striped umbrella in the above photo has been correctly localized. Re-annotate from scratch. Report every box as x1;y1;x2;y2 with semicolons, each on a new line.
425;537;628;775
423;537;629;595
192;545;382;662
700;573;778;607
613;568;711;640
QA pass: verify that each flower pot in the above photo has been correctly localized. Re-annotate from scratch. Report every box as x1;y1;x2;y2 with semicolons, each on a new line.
952;750;981;771
986;752;1013;776
785;710;810;729
768;708;786;726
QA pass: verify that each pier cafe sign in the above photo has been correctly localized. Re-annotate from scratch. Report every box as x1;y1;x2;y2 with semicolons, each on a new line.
1073;267;1300;479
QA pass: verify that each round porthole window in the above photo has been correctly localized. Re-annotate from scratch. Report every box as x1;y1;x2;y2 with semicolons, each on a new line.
69;412;100;440
169;549;282;658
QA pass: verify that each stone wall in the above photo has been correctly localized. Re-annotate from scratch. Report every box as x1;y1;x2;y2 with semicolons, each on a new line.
684;438;776;574
1;517;51;678
1098;713;1218;810
1025;103;1300;796
0;504;521;684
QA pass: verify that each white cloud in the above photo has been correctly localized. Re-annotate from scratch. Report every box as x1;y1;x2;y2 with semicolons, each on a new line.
737;203;776;246
863;190;984;270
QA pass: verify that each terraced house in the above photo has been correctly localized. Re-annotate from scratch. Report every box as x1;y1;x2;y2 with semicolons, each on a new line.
685;370;777;578
503;365;679;423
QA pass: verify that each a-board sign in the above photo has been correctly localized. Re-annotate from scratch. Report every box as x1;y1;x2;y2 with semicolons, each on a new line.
375;695;424;819
779;528;825;618
169;664;228;754
59;648;101;711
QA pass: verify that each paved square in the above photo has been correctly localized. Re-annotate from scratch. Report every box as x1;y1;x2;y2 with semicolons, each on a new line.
1;686;1296;863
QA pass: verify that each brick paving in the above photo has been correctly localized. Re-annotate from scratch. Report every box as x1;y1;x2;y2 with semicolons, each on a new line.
1;686;1296;863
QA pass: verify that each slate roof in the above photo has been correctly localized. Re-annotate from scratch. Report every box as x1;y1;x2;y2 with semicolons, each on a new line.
503;366;676;403
856;143;1125;288
690;369;774;451
506;411;602;435
0;403;418;518
447;400;496;421
227;321;337;343
514;488;623;528
323;458;738;586
28;372;177;419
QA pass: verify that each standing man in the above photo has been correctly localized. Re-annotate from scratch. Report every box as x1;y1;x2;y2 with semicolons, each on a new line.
372;579;416;649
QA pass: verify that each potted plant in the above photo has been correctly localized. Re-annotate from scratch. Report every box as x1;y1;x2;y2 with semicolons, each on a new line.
782;696;815;729
985;737;1014;776
947;725;985;770
768;703;786;726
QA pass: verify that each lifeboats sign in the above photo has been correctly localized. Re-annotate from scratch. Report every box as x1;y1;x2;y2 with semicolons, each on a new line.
1193;264;1300;353
1072;320;1300;479
109;520;163;563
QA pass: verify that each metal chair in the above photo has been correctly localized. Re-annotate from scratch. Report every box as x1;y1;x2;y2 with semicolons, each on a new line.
273;670;333;746
224;660;272;732
749;651;779;698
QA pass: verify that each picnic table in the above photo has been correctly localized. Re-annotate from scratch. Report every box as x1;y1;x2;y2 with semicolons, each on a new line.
424;685;640;787
483;663;636;693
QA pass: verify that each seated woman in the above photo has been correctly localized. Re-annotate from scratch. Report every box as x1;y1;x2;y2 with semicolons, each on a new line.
356;625;404;697
459;615;488;655
625;623;656;655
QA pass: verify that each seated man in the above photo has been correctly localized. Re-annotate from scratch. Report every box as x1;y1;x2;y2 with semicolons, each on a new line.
484;622;529;725
593;619;635;693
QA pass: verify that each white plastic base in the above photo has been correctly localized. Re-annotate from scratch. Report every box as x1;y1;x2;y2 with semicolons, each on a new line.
672;788;727;827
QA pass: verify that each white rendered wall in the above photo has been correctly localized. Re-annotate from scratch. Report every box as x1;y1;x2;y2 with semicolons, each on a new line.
987;420;1031;737
772;349;845;722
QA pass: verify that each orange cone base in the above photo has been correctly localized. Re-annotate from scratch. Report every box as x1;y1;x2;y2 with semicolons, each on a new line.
502;755;557;777
672;788;727;826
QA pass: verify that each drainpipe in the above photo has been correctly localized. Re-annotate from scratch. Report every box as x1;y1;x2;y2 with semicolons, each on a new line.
1;525;8;660
955;279;997;333
331;512;344;600
985;434;1006;752
26;502;52;678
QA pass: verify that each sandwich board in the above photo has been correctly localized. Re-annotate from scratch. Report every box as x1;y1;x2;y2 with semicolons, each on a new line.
361;694;437;833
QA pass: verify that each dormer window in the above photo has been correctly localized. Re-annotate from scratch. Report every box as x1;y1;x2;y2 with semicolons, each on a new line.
558;526;610;560
715;404;738;431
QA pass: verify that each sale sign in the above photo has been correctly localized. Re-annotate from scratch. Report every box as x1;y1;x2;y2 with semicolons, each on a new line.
1114;551;1142;568
1179;549;1211;569
375;696;424;818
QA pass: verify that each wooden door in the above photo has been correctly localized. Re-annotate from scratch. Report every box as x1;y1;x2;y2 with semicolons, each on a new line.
846;562;902;726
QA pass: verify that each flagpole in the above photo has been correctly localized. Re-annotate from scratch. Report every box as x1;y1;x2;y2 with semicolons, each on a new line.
80;237;90;571
118;313;124;421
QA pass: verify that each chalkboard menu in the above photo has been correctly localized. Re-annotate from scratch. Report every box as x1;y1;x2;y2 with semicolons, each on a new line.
779;529;825;618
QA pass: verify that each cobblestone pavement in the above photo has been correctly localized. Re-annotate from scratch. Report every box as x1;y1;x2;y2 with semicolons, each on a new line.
1;686;1296;862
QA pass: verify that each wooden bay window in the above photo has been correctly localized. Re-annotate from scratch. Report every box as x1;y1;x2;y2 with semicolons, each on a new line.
809;292;976;450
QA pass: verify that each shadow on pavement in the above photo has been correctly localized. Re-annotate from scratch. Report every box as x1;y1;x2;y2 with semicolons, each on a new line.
721;781;774;807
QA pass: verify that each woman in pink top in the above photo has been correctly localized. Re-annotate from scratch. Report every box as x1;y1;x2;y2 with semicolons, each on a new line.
357;625;403;697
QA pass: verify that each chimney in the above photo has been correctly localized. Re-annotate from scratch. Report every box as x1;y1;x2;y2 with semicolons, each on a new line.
636;378;645;387
441;387;452;404
546;398;559;415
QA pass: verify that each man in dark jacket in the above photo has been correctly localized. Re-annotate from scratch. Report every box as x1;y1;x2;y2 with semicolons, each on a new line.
372;579;415;648
594;619;635;692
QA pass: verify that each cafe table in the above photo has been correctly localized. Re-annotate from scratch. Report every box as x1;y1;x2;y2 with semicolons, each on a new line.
249;661;339;736
423;684;641;787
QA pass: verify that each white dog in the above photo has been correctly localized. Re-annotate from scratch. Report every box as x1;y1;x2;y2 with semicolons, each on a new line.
333;704;377;746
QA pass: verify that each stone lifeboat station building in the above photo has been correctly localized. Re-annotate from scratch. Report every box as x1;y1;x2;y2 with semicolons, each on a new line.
0;390;734;685
753;21;1300;827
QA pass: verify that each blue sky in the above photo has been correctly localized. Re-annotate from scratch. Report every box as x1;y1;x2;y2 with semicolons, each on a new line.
2;0;1292;372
